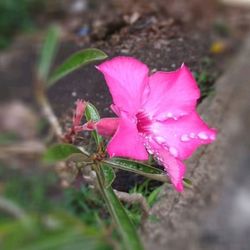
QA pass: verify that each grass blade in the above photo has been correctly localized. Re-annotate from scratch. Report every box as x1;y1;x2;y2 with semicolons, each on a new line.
37;26;60;82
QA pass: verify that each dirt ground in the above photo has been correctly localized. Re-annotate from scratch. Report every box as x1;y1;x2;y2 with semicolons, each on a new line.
1;0;250;116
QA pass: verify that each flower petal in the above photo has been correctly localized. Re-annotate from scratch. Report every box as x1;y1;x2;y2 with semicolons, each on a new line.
95;118;119;137
161;151;185;192
143;64;200;120
73;99;86;126
151;112;216;160
145;136;185;192
97;57;149;115
107;117;148;160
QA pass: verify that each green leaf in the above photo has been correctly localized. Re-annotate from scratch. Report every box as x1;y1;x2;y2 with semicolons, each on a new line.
95;166;143;250
48;48;107;86
102;164;116;188
183;178;193;188
147;186;162;207
37;26;60;82
43;144;89;164
85;102;100;121
105;158;169;183
104;187;143;250
85;102;103;147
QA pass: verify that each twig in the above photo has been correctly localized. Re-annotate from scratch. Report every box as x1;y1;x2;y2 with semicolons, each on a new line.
37;94;63;140
34;77;63;141
0;140;45;158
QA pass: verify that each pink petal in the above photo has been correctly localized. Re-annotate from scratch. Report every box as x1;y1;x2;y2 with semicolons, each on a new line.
145;137;185;192
95;118;119;137
107;117;148;160
97;57;149;115
151;112;217;160
161;151;185;192
73;99;86;126
143;64;200;120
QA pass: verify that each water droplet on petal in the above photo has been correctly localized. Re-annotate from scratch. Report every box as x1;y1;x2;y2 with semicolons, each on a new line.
189;132;196;138
169;147;178;157
146;146;154;154
181;134;190;142
166;112;173;118
155;136;166;144
198;132;208;140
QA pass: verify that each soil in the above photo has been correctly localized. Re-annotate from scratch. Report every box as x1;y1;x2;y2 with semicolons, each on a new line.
1;0;250;116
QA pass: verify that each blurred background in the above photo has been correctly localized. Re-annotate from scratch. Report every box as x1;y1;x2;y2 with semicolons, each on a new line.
0;0;250;249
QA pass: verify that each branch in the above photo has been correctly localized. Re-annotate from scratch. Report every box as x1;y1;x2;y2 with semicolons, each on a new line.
37;94;63;140
0;140;45;158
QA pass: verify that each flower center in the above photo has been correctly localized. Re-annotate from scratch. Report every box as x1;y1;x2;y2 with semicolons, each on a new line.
136;112;152;133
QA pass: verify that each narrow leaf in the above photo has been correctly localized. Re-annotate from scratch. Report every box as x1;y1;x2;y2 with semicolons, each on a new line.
147;186;162;207
104;187;143;250
105;158;169;183
38;26;60;82
96;166;143;250
85;102;103;147
43;144;89;164
108;158;164;174
48;48;107;86
102;164;116;188
85;102;100;121
183;178;193;188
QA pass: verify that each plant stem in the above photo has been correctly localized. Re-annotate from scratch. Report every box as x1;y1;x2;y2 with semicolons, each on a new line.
34;78;63;141
94;163;144;250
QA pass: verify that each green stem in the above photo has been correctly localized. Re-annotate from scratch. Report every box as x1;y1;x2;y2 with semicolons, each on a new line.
94;164;144;250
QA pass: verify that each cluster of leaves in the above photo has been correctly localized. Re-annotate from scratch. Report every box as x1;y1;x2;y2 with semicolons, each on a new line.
0;0;45;49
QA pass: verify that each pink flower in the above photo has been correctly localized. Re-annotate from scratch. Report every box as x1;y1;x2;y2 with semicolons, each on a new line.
95;57;216;191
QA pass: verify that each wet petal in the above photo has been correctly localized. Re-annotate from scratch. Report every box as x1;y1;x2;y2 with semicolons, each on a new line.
107;117;148;160
97;57;149;115
161;151;185;192
143;64;200;120
151;112;216;160
146;137;185;192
